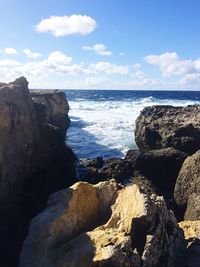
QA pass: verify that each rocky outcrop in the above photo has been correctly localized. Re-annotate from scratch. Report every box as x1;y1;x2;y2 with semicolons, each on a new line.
20;180;186;267
134;147;187;195
31;90;70;140
179;221;200;267
0;77;72;212
135;105;200;154
76;150;140;184
174;150;200;220
0;77;75;266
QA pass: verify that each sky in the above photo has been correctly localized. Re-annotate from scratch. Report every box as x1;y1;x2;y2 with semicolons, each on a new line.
1;0;200;89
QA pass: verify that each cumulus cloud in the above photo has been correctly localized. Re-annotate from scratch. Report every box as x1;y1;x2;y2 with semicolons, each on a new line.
145;52;195;76
47;51;72;65
23;49;41;59
4;48;18;55
90;61;129;75
35;15;97;37
83;43;112;56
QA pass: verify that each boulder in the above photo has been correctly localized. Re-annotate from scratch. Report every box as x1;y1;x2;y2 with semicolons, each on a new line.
135;105;200;154
179;221;200;267
174;150;200;220
20;180;186;267
134;147;187;194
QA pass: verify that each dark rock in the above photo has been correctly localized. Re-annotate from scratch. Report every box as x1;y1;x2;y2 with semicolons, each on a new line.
174;150;200;220
135;105;200;154
77;156;135;184
134;147;188;195
124;149;140;163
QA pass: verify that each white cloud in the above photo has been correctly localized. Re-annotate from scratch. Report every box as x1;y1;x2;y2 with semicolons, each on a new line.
0;59;21;66
133;70;146;79
23;49;41;59
46;51;72;65
119;52;125;56
4;48;18;55
90;61;129;75
145;52;195;76
35;15;97;37
83;43;112;56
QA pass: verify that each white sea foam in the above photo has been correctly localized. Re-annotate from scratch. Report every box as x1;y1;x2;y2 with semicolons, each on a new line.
66;97;200;158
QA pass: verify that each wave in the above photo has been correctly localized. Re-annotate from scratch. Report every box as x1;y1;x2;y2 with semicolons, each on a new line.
66;95;200;158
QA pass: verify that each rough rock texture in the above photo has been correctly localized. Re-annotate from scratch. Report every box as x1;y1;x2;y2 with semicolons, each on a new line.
0;78;71;211
31;90;70;140
174;150;200;220
134;147;187;195
179;221;200;267
0;77;75;266
135;105;200;154
76;150;140;184
20;180;186;267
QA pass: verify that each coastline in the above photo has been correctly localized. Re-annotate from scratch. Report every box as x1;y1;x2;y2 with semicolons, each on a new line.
0;77;199;267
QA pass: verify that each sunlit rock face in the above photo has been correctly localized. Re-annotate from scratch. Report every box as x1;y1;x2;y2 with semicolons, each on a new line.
20;180;186;267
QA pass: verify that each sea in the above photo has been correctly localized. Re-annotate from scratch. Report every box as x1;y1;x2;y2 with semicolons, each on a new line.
65;90;200;159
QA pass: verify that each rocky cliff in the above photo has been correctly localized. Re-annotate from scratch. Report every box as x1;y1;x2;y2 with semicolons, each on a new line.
0;77;75;266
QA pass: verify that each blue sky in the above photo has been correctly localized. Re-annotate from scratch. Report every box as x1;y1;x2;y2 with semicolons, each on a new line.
1;0;200;89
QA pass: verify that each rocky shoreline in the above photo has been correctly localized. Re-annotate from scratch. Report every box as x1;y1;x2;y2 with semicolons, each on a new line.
0;78;199;266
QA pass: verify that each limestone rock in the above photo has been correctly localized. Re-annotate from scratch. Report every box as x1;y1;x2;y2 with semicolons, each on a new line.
0;77;71;211
31;90;70;140
0;77;74;266
135;105;200;154
20;180;186;267
174;150;200;220
179;221;200;267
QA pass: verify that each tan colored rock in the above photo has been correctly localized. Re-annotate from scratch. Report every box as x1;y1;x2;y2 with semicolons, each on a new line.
179;221;200;267
179;221;200;240
20;180;186;267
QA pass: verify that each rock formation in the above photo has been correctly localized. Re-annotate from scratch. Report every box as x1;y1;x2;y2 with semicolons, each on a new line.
135;105;200;154
20;180;186;267
134;147;187;195
179;221;200;267
174;150;200;220
0;77;75;266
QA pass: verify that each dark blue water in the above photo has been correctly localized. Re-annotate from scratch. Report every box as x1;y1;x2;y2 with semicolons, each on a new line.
65;90;200;102
65;90;200;158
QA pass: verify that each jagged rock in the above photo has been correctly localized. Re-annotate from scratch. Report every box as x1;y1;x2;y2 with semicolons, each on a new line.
0;77;75;266
76;151;140;184
135;105;200;154
134;147;188;195
77;157;135;184
31;90;70;140
20;180;186;267
174;150;200;220
179;221;200;267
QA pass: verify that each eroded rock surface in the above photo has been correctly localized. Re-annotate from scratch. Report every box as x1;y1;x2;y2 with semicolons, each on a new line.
20;180;186;267
135;105;200;154
174;150;200;220
0;77;75;266
179;221;200;267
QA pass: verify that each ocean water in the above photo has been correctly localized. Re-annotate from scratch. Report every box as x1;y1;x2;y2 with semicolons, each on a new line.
65;90;200;159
